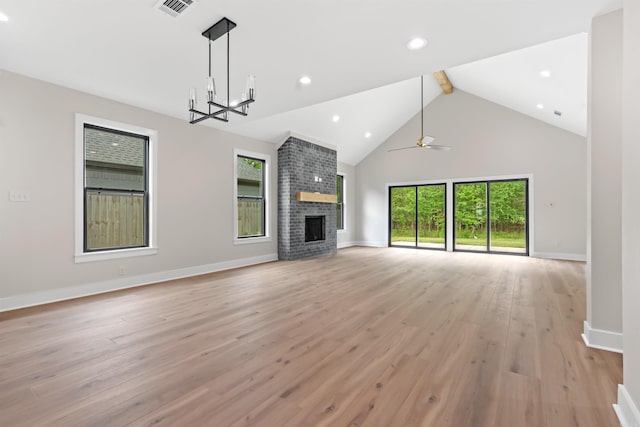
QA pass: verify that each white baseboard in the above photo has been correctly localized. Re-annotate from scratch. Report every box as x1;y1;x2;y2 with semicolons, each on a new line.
614;384;640;427
582;321;623;353
0;253;278;313
337;241;356;249
353;240;387;248
532;251;586;261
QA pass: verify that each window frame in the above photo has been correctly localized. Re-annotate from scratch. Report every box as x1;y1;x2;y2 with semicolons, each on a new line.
336;173;346;232
74;114;158;263
234;148;271;244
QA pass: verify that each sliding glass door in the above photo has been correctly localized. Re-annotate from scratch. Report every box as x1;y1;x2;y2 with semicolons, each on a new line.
453;179;528;254
454;182;488;251
488;180;528;254
390;186;416;247
417;185;446;249
389;184;446;250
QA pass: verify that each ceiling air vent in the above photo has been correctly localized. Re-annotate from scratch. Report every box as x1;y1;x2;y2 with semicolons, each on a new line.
155;0;195;17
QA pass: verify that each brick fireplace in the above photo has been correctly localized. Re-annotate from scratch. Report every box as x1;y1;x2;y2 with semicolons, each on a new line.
278;136;337;260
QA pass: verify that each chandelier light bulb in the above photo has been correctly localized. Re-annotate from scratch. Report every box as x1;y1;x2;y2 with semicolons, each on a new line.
206;77;216;102
189;88;197;109
246;75;256;100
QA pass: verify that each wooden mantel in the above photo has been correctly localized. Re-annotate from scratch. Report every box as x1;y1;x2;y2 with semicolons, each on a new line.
296;192;337;203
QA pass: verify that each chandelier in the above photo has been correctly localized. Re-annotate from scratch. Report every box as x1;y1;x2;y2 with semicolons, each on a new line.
188;17;255;124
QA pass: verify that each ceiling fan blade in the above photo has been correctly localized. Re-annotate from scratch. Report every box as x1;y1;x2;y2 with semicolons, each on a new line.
388;146;418;152
425;144;452;151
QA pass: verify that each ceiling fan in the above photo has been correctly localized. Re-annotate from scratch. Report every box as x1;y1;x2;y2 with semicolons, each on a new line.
389;75;452;152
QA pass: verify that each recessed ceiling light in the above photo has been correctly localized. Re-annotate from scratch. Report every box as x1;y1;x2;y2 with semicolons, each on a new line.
230;99;239;107
111;143;119;147
0;11;8;22
364;132;372;138
536;104;544;110
540;70;551;78
332;115;340;123
299;76;311;85
407;37;428;50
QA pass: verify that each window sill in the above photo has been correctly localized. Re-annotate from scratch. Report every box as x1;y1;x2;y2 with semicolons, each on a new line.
75;247;158;263
338;228;347;234
234;236;272;245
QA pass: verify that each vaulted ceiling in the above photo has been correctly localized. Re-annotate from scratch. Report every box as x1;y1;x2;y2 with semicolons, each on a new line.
0;0;621;164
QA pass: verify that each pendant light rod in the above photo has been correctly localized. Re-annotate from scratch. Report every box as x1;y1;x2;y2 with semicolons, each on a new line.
208;40;212;117
421;75;424;138
227;26;230;118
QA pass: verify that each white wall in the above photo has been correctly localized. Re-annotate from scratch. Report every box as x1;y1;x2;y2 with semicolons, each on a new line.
337;161;356;248
585;10;623;349
0;71;278;309
619;1;640;424
354;90;587;258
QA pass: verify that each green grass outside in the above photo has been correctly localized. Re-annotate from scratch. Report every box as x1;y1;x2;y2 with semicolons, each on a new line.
391;230;444;244
392;230;525;248
455;237;525;248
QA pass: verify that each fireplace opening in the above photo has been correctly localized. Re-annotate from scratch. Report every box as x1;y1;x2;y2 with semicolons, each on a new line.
305;216;325;242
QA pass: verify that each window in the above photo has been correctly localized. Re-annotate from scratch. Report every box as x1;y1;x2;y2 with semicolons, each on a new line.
75;114;157;262
336;174;345;230
234;149;270;242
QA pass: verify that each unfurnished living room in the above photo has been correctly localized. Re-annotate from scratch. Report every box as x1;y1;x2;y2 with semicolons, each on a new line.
1;1;640;426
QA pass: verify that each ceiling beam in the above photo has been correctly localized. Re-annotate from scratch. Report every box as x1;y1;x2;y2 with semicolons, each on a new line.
432;70;453;94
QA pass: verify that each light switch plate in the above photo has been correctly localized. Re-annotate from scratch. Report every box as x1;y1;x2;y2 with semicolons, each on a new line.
9;191;31;202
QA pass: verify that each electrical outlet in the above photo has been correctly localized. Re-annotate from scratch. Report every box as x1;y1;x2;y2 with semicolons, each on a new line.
9;191;31;202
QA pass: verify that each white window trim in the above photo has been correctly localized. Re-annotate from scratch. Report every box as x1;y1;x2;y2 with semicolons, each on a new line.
234;148;271;244
337;171;347;234
74;113;158;263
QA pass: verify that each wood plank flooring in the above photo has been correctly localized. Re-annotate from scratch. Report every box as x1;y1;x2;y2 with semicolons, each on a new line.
0;247;622;426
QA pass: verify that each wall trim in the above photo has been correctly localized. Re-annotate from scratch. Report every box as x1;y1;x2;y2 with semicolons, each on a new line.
337;241;357;249
354;241;388;248
581;321;623;353
614;384;640;427
532;251;586;262
0;253;278;313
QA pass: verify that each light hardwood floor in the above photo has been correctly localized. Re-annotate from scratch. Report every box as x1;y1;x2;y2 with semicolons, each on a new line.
0;247;622;426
